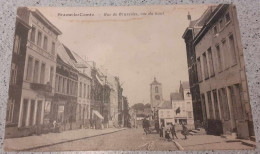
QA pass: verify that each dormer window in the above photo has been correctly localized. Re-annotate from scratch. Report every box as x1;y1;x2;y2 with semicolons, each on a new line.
225;12;231;23
213;26;218;35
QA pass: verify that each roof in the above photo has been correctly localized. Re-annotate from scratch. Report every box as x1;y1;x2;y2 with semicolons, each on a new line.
57;43;78;70
158;100;172;109
150;77;161;85
31;9;62;35
181;81;190;89
193;4;229;45
170;93;183;101
182;5;218;39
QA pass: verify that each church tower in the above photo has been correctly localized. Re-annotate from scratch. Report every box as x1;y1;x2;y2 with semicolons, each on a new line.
150;77;163;111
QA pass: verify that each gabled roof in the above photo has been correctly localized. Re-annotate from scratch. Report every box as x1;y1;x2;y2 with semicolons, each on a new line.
158;100;172;109
57;44;78;70
181;81;190;90
170;92;183;101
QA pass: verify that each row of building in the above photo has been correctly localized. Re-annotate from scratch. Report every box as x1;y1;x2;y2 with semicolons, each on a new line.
182;4;254;138
5;7;129;138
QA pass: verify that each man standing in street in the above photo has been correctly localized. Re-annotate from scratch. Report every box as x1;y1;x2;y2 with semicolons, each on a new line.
170;123;178;140
142;117;150;135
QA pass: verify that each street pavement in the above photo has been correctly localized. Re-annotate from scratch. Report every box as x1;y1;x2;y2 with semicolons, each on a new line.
173;132;255;151
32;128;178;151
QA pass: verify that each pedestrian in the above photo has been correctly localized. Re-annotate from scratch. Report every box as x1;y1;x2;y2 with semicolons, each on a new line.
159;122;164;137
165;123;171;141
142;118;150;135
170;123;178;139
181;123;189;139
155;120;159;133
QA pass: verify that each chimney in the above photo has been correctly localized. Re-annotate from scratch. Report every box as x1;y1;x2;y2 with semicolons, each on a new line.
187;12;191;21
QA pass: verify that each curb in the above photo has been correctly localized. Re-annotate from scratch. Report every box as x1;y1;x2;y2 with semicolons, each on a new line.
172;140;184;151
6;128;127;151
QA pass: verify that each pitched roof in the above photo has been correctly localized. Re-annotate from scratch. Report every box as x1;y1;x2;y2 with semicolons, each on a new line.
181;81;190;89
158;100;172;109
170;92;183;101
57;43;78;70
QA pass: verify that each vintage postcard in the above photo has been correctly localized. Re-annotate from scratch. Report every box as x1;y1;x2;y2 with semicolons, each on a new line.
3;4;256;151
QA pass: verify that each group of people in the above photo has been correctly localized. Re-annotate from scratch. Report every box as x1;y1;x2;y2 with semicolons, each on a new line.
160;122;191;141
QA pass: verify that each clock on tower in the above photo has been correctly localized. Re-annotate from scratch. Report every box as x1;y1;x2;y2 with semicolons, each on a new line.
150;77;163;111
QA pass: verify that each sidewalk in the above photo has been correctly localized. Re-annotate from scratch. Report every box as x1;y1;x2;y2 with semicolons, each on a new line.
172;132;256;151
4;127;126;151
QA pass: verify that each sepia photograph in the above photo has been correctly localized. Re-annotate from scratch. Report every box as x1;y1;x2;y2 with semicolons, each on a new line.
3;4;256;151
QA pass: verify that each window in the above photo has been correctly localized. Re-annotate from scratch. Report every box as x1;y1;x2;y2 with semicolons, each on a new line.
167;111;170;118
67;79;70;95
218;88;230;120
155;86;158;93
207;47;215;77
197;57;202;82
63;78;66;94
58;76;62;93
55;75;59;92
207;91;214;119
213;26;218;35
43;36;48;50
6;99;14;123
84;84;86;98
229;84;244;120
40;63;45;84
37;31;42;47
21;99;29;127
229;35;237;66
222;40;229;69
202;53;209;79
51;42;55;55
187;111;192;119
212;90;220;120
10;63;18;85
225;12;231;23
219;19;224;30
26;56;33;81
33;60;40;83
87;85;90;98
13;34;21;54
79;82;82;97
187;102;191;110
216;45;223;72
49;66;54;86
29;100;35;126
30;26;36;42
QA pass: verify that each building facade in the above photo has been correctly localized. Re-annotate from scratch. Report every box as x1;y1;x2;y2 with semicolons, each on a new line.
186;4;253;138
5;9;31;138
53;44;78;131
182;7;216;128
6;8;62;138
170;81;194;129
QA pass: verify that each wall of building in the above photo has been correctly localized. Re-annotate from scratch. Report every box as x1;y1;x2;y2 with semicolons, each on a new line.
195;5;252;137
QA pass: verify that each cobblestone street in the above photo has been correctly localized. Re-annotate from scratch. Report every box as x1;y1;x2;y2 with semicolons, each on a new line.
32;128;178;151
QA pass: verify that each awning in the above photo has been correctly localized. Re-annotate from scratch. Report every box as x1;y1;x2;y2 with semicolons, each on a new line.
93;110;104;119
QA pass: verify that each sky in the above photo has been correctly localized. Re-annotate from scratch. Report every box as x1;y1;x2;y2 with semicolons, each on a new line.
35;5;209;106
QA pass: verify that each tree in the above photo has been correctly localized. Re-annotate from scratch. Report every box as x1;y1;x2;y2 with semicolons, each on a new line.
144;103;151;109
131;103;145;111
